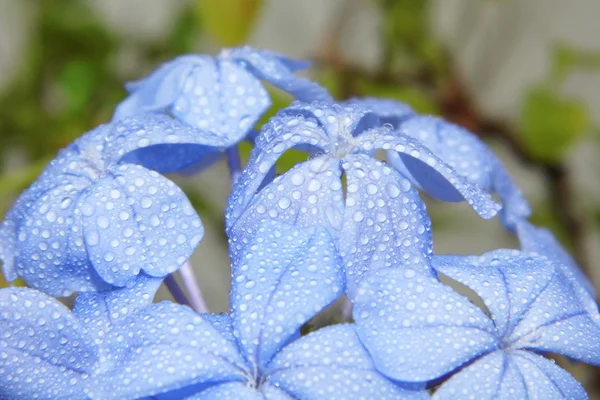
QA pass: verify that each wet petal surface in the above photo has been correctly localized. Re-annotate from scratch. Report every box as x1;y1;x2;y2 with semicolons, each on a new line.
0;288;98;400
356;129;501;219
340;155;434;298
516;220;599;323
222;47;332;103
230;220;344;367
387;116;529;222
80;163;203;286
228;156;344;262
343;97;415;127
353;267;498;382
267;324;430;400
89;302;247;400
433;351;527;400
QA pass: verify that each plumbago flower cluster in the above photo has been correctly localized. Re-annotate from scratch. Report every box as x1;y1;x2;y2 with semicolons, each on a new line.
1;47;599;400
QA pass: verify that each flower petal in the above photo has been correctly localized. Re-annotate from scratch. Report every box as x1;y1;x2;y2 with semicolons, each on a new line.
511;350;588;400
221;46;333;103
275;101;379;140
72;274;163;345
3;120;205;295
340;155;434;298
508;269;600;365
113;55;205;120
189;382;265;399
226;113;334;232
386;116;529;222
356;129;501;219
343;97;415;127
104;114;228;174
230;220;344;367
437;350;588;399
79;163;203;286
0;288;98;400
0;132;106;286
434;249;600;364
14;175;110;296
114;54;270;149
516;219;599;322
228;155;344;261
266;324;430;400
353;268;499;382
432;250;555;337
433;351;527;400
88;302;247;400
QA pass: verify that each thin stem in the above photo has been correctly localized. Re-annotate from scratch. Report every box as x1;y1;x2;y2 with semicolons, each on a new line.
164;274;190;306
341;296;353;320
226;145;242;186
178;260;208;313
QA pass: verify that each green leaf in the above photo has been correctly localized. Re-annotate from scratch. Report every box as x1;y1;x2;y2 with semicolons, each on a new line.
196;0;263;46
550;42;600;85
520;86;589;163
58;59;97;114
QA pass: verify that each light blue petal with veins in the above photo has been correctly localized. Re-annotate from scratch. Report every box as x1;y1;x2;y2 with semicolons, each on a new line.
435;350;588;400
190;382;265;400
433;249;600;365
72;274;163;345
432;250;555;337
343;97;415;127
113;55;205;121
507;267;600;365
79;163;203;286
275;101;379;141
2;117;205;295
0;288;98;400
226;113;334;231
386;116;529;222
230;220;344;367
174;58;270;144
106;114;229;174
266;324;430;400
353;267;499;382
516;219;599;323
221;47;332;103
228;156;344;262
433;351;527;400
355;128;501;219
14;176;109;296
114;54;270;149
511;350;588;399
88;302;247;400
340;155;434;298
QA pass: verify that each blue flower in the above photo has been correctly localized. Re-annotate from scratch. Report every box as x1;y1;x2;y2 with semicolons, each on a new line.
0;114;215;296
227;101;500;297
342;97;415;127
343;98;530;227
352;249;600;399
113;46;332;151
516;219;599;324
0;221;428;400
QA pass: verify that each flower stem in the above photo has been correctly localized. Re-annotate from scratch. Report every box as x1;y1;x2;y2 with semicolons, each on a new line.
178;260;208;313
226;145;242;186
164;274;190;307
341;297;353;320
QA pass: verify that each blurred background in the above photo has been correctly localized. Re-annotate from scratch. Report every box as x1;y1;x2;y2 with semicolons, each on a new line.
1;0;600;395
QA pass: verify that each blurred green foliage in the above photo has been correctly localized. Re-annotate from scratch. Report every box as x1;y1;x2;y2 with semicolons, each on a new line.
519;43;600;164
520;86;589;163
196;0;263;46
